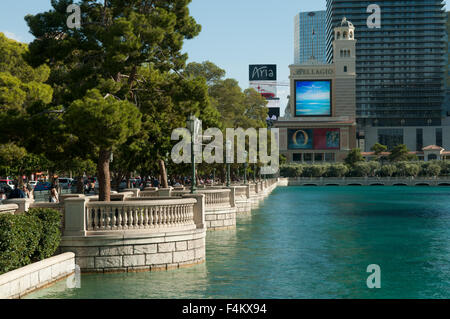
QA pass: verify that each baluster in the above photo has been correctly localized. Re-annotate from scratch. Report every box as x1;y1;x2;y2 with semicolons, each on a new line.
149;207;154;227
129;207;134;229
155;206;160;226
138;207;143;228
94;207;100;230
144;208;149;228
105;207;111;230
123;207;128;229
86;207;92;230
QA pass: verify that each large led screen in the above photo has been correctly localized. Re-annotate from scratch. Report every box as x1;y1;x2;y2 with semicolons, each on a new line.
288;128;340;150
288;129;313;149
295;80;331;116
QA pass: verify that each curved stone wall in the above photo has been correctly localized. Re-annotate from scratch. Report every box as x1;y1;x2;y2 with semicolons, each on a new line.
59;228;206;273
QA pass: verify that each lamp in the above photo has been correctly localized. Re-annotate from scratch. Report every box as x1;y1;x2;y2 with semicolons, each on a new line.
226;140;232;187
186;115;200;194
243;150;248;185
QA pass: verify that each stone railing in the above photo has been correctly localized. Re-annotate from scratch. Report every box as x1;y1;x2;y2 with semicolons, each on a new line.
84;199;197;233
234;186;248;199
199;189;232;208
0;204;19;215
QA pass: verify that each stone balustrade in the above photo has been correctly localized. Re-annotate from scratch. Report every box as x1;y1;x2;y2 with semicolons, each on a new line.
0;204;19;215
85;199;196;233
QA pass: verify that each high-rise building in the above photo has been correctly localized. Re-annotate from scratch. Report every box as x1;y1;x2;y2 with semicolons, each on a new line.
326;0;448;151
294;11;327;65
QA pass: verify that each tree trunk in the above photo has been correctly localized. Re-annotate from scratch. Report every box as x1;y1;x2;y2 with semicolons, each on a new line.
126;171;131;189
98;149;111;202
159;159;168;188
76;175;84;194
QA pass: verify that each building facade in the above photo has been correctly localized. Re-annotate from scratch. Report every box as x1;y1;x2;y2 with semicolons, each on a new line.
326;0;448;152
294;11;327;65
277;19;357;163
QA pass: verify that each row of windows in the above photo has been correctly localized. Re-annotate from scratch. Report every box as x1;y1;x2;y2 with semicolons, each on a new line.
292;153;336;163
378;128;444;150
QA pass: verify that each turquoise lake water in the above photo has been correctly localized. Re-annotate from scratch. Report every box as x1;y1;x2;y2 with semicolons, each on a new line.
27;186;450;299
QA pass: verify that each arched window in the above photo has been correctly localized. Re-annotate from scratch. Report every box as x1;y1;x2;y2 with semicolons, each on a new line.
343;31;348;39
349;31;353;39
336;32;340;39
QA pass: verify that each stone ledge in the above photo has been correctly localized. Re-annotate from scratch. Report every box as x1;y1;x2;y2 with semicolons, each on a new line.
0;253;75;299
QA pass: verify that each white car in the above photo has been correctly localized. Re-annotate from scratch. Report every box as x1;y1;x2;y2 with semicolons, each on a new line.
28;181;38;188
58;178;73;189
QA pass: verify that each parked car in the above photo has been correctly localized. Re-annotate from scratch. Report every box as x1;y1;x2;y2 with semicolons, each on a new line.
34;181;52;191
28;181;38;187
58;177;73;189
0;179;15;190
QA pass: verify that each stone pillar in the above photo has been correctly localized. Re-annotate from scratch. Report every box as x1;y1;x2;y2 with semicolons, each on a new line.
59;194;85;205
123;188;140;198
158;187;173;197
245;185;250;199
3;198;34;214
183;194;205;229
227;187;236;208
63;197;87;237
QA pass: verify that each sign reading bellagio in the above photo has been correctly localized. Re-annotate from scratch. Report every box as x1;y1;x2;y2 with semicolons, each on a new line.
295;80;332;117
288;128;340;150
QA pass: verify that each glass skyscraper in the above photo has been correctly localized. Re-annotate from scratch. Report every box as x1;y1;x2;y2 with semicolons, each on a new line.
294;11;327;65
326;0;447;129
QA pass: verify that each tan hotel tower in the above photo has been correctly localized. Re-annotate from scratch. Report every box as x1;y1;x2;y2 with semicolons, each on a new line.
276;18;357;163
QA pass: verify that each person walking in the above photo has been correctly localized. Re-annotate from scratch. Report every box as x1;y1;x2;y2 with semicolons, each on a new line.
49;186;59;203
22;185;31;199
8;181;26;199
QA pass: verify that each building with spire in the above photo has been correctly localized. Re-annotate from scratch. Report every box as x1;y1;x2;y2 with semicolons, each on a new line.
276;18;357;163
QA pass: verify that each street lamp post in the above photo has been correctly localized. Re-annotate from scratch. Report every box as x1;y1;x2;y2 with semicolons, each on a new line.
243;150;248;185
252;155;257;182
226;140;231;187
187;115;200;194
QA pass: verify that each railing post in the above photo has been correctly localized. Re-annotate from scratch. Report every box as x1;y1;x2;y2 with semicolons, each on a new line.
246;184;250;199
2;198;34;214
63;197;87;237
228;187;236;208
123;188;140;198
183;194;205;229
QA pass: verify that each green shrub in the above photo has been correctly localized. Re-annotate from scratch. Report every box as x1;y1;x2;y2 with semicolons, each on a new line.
349;162;371;177
0;214;42;274
280;164;303;177
0;208;61;275
394;162;420;177
26;208;62;260
302;165;326;177
325;164;349;177
378;165;396;177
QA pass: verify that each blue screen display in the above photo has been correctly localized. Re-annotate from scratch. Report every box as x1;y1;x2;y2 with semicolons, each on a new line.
295;81;331;116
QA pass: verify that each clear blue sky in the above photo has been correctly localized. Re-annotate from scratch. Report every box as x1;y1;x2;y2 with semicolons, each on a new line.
0;0;327;110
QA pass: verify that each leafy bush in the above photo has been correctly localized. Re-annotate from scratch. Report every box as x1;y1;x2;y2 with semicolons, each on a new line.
349;162;371;177
0;214;42;274
0;208;61;274
378;165;396;177
302;165;326;177
325;164;349;177
26;208;62;260
394;162;420;177
280;164;303;177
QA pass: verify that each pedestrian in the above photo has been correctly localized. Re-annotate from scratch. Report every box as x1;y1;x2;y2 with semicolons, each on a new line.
8;181;26;199
49;186;59;203
22;185;31;199
0;188;6;201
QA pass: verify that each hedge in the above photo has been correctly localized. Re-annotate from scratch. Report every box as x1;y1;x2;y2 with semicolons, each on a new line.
280;160;450;178
0;208;61;275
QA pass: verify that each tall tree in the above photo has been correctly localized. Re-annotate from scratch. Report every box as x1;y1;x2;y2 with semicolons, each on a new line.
25;0;206;200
